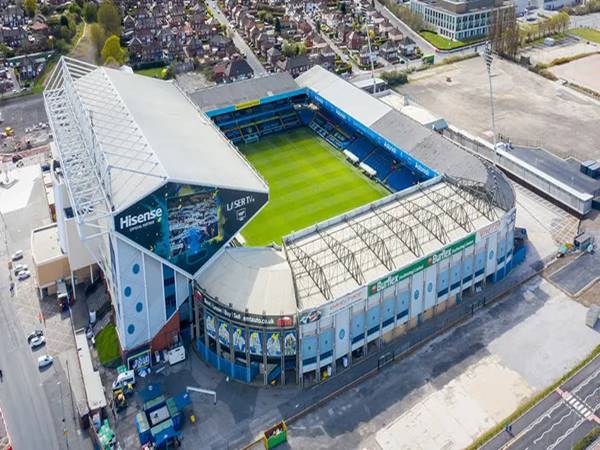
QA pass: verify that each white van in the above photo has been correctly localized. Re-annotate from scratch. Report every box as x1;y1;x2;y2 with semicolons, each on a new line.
167;346;186;366
112;370;135;390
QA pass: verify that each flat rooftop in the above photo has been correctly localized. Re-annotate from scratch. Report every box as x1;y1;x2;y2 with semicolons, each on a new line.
285;177;506;310
508;146;600;196
189;72;299;113
31;224;65;263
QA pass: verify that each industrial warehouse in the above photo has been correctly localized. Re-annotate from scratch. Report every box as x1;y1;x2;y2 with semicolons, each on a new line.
43;57;523;388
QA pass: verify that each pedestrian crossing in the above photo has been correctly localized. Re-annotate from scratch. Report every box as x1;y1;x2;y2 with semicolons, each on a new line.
556;387;600;423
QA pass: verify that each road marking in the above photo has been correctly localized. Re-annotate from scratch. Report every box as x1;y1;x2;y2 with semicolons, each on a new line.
556;387;599;422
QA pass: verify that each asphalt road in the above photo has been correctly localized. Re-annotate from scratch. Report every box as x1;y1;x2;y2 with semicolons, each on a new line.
205;0;267;76
482;354;600;450
0;168;90;450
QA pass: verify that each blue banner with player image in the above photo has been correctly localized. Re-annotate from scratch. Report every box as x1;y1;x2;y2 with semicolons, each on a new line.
114;182;268;275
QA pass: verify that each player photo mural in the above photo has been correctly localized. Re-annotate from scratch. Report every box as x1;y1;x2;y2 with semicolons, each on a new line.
114;182;268;274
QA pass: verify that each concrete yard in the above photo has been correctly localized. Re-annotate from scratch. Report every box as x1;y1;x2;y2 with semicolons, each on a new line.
520;38;599;66
285;277;600;450
550;53;600;94
398;57;600;161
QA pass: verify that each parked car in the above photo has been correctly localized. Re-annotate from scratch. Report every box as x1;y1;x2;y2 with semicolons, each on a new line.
27;329;43;343
30;336;45;349
16;270;31;281
37;355;53;369
13;264;27;275
11;250;23;261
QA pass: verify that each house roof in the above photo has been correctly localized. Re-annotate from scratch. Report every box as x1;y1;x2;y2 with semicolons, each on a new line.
225;58;253;78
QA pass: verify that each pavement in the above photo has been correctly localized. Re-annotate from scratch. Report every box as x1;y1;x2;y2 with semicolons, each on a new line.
549;251;600;296
482;354;600;450
0;164;92;450
570;12;600;29
206;0;267;76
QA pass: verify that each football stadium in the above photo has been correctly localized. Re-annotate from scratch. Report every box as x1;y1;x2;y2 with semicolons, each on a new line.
45;58;522;386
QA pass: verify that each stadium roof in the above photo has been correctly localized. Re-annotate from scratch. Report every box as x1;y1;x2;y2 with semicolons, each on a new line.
44;57;267;235
195;247;297;316
297;66;391;126
284;176;509;310
297;65;494;185
189;72;299;112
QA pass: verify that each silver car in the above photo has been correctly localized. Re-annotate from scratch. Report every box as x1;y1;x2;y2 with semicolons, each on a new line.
30;336;45;349
37;355;53;369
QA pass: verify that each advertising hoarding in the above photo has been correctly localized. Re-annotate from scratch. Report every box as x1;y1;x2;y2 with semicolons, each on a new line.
114;182;268;275
266;332;281;357
368;234;476;295
284;331;297;356
232;326;246;353
249;329;262;356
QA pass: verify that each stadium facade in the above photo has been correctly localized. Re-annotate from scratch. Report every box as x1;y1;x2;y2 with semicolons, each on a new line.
45;58;521;385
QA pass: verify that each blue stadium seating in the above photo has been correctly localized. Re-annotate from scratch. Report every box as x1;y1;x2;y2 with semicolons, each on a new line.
345;137;377;161
363;148;396;181
209;96;424;194
386;167;418;192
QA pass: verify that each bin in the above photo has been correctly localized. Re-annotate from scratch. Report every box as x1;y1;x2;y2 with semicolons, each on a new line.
263;421;287;449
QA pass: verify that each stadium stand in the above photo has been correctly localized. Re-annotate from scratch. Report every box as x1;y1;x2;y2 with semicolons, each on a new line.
207;93;423;193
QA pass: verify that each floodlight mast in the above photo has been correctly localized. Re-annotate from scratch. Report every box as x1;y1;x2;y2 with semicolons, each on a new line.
483;41;498;165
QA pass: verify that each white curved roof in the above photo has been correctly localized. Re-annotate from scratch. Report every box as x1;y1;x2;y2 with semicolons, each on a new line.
195;247;297;316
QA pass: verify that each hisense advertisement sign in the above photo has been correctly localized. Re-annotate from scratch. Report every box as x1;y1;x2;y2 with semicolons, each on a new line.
114;182;268;274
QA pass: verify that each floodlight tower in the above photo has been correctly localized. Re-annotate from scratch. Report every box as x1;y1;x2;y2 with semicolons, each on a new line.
365;19;377;94
483;41;498;164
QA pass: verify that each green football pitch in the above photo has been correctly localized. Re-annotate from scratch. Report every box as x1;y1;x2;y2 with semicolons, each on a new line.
238;127;389;246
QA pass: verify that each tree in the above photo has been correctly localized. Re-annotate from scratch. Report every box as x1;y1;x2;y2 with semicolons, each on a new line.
101;34;125;64
24;0;37;17
89;23;106;59
83;2;98;22
489;5;519;58
98;1;121;36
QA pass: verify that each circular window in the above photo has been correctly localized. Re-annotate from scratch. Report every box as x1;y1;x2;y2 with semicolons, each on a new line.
338;329;345;340
124;286;132;297
427;282;433;293
127;324;135;335
136;302;143;313
489;250;495;260
414;290;420;300
132;263;140;274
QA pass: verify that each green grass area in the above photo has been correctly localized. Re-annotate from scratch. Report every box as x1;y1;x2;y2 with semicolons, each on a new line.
570;27;600;44
420;30;480;50
238;128;388;245
134;66;167;79
96;322;121;366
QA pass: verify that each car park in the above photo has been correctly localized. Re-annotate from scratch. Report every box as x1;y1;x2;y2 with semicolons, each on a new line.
30;336;45;349
37;355;53;369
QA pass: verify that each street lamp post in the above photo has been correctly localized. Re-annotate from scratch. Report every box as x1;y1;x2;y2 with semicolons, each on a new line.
483;41;498;164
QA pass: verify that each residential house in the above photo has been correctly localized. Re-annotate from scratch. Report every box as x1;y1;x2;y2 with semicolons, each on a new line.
314;45;335;71
399;36;417;56
266;46;280;67
224;57;253;82
347;31;364;50
277;54;312;77
378;40;398;62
